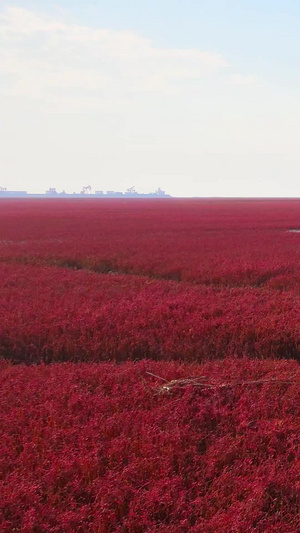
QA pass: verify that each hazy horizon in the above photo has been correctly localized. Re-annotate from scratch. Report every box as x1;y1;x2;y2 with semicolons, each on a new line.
1;1;300;197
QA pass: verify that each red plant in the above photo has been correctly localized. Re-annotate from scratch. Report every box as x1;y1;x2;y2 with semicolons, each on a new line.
1;199;300;530
1;261;300;363
0;359;300;532
1;198;300;286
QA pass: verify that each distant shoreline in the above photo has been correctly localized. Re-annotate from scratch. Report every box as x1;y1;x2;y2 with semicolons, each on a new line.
0;194;172;199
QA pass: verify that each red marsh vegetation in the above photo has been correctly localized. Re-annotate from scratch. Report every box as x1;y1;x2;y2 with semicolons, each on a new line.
1;199;300;531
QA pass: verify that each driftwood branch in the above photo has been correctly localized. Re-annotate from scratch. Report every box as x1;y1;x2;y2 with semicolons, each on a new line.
145;372;296;395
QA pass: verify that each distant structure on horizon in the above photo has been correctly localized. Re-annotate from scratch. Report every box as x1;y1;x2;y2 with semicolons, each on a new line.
94;187;170;198
0;186;171;198
0;187;27;197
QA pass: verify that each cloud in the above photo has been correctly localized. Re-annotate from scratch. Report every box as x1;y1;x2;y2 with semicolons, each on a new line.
229;74;259;86
0;6;229;106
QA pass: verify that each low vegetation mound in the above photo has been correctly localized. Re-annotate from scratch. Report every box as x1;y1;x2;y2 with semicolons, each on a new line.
1;263;300;364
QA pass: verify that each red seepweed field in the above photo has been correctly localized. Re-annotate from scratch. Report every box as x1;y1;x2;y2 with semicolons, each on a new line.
2;198;300;532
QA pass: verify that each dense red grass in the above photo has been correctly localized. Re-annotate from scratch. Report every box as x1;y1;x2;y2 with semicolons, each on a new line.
1;198;300;286
1;358;300;533
2;199;300;531
1;262;300;364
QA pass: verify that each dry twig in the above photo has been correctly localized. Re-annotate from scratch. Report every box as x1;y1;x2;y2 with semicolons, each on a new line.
145;372;296;395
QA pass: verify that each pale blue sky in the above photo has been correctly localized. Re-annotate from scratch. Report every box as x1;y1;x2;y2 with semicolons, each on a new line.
7;1;300;77
1;1;300;196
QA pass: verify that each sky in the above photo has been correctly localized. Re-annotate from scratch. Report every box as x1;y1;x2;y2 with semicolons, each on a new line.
1;1;300;196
